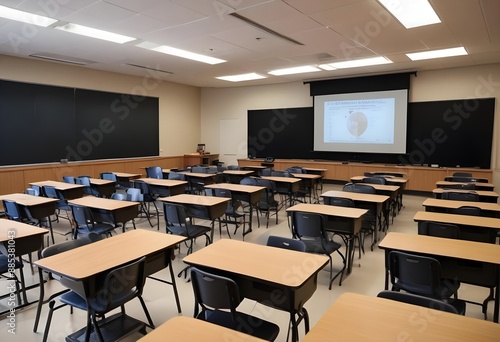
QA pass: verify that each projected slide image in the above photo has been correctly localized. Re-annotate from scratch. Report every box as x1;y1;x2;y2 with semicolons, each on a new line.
324;98;395;144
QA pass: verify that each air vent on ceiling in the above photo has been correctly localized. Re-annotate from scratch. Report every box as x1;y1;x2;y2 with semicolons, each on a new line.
124;63;173;75
29;53;95;65
229;12;304;46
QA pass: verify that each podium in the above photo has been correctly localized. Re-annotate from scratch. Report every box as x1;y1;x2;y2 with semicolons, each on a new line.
184;153;219;167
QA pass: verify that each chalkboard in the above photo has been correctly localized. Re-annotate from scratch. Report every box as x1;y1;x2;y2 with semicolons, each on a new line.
248;98;495;168
0;80;159;166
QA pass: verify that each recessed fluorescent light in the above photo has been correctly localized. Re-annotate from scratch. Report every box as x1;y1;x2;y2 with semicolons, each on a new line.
216;73;266;82
378;0;441;29
268;65;320;76
151;45;225;65
55;23;136;44
406;47;468;61
0;5;58;27
319;56;392;70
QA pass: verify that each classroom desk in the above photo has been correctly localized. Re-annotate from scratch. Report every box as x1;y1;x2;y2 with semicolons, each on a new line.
88;178;116;198
351;175;408;211
179;171;217;193
422;198;500;218
136;178;187;197
68;196;139;231
0;193;58;243
183;239;329;342
161;168;178;179
240;165;267;176
0;219;48;312
286;203;367;277
433;188;499;203
413;210;500;243
222;169;254;183
437;180;495;191
445;176;491;183
321;190;389;249
158;194;229;241
260;176;301;208
302;292;500;341
29;180;85;200
379;232;500;323
290;173;322;203
112;171;142;188
365;170;407;177
34;230;186;341
204;183;265;237
303;167;327;193
137;316;266;342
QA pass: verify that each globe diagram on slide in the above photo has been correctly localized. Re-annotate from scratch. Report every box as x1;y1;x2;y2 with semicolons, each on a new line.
346;111;368;137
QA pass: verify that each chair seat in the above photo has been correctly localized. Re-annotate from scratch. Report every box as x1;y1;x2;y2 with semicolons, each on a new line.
167;224;211;238
199;310;280;341
0;254;22;271
394;278;460;299
302;239;341;255
59;290;87;310
75;223;115;237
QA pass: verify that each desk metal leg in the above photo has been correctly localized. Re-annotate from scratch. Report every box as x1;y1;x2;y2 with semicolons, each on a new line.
495;269;499;323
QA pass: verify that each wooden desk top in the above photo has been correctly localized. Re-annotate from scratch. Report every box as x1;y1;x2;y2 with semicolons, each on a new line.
29;180;85;190
413;211;500;229
437;180;495;189
379;232;500;265
290;173;322;180
35;230;186;280
260;176;301;184
286;203;367;219
350;176;408;184
68;196;139;210
422;198;500;212
89;178;115;185
222;170;254;175
359;183;400;192
112;172;142;179
184;239;329;288
158;194;229;207
0;218;48;242
137;316;266;342
205;183;265;193
302;292;500;341
138;178;187;187
432;188;499;197
180;172;217;178
303;167;327;172
0;193;59;206
321;190;389;203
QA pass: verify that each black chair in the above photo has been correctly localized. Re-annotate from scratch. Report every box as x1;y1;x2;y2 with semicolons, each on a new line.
210;188;244;238
260;168;272;176
442;183;476;190
190;267;280;341
453;172;472;177
227;165;240;170
0;252;26;307
100;172;128;191
441;191;479;202
133;180;160;229
163;202;211;256
51;256;154;342
145;166;163;179
70;204;116;240
255;178;279;228
266;235;306;252
342;183;379;251
33;234;102;341
362;176;386;185
388;250;465;315
448;205;481;216
418;221;461;239
42;185;72;223
377;291;459;314
291;211;346;289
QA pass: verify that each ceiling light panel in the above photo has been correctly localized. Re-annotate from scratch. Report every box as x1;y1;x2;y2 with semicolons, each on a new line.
216;73;266;82
406;47;468;61
319;56;392;70
55;23;136;44
378;0;441;29
0;5;58;27
268;65;320;76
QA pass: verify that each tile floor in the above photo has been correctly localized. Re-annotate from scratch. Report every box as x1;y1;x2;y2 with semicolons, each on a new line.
0;183;495;341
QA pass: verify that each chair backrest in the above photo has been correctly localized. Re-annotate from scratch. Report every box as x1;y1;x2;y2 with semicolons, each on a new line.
453;172;472;177
287;167;305;174
418;221;461;239
227;165;240;170
291;211;325;241
191;166;209;173
449;205;481;216
25;188;36;195
145;166;163;179
70;204;94;229
43;185;64;200
2;200;22;221
88;256;147;314
63;176;76;184
110;193;126;200
342;183;376;194
31;185;42;196
441;191;478;202
260;168;272;176
388;250;442;298
271;170;290;177
240;177;258;186
133;180;152;195
324;197;355;207
190;267;242;317
76;176;91;186
126;188;143;201
100;172;117;181
362;176;386;185
442;183;476;190
377;291;459;314
168;171;186;181
163;202;190;226
266;236;306;252
41;234;101;258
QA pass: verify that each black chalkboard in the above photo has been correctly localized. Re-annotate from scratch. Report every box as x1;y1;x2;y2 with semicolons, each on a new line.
248;98;495;168
0;80;159;166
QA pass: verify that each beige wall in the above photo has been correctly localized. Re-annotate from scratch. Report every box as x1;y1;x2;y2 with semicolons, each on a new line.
0;54;200;157
201;64;500;186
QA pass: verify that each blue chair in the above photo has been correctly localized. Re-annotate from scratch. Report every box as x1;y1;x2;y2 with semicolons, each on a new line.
70;205;116;240
62;176;76;184
76;176;100;197
145;166;163;179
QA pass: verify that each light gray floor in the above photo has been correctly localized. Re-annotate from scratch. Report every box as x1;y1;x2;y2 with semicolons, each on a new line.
0;183;495;341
